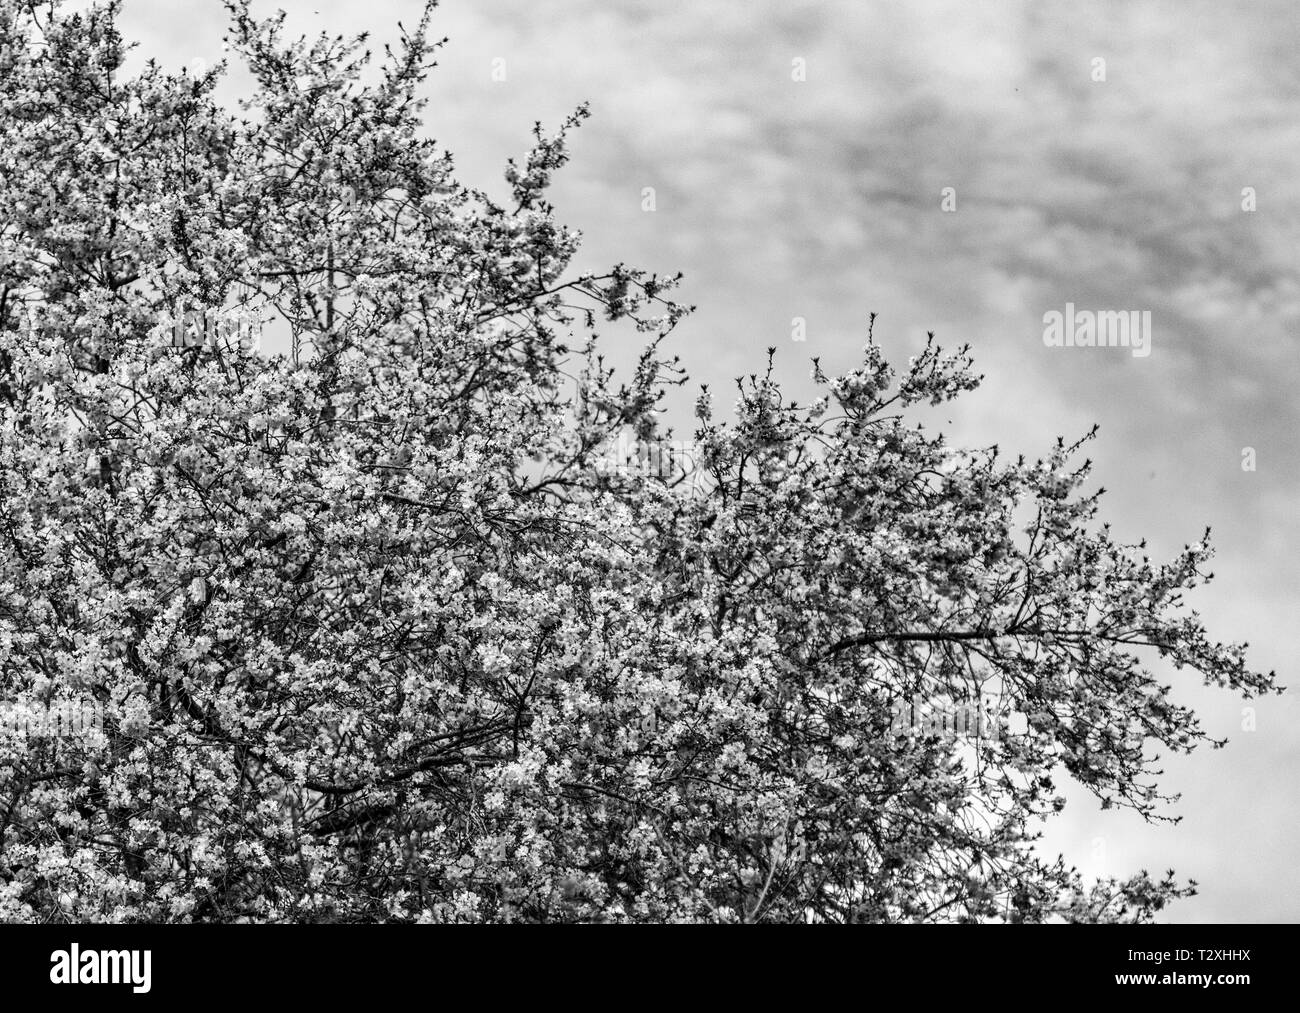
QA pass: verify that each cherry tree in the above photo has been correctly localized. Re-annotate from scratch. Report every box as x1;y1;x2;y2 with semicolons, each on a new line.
0;0;1277;923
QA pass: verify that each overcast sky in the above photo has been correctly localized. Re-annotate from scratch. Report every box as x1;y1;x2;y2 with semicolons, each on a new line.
112;0;1299;921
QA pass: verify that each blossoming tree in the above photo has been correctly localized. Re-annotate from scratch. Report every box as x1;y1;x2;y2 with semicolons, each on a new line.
0;0;1278;922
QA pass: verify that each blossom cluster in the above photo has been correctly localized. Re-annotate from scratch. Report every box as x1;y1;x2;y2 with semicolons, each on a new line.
0;0;1273;925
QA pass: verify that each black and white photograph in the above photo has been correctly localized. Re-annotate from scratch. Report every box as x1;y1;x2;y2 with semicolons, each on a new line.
0;0;1293;995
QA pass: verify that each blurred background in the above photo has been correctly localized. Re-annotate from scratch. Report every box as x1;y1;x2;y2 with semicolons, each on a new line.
107;0;1298;921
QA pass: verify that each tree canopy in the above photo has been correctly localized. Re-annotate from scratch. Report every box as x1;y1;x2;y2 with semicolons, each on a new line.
0;0;1278;922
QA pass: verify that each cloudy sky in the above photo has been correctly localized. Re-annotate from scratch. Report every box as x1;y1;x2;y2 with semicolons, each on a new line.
113;0;1298;921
